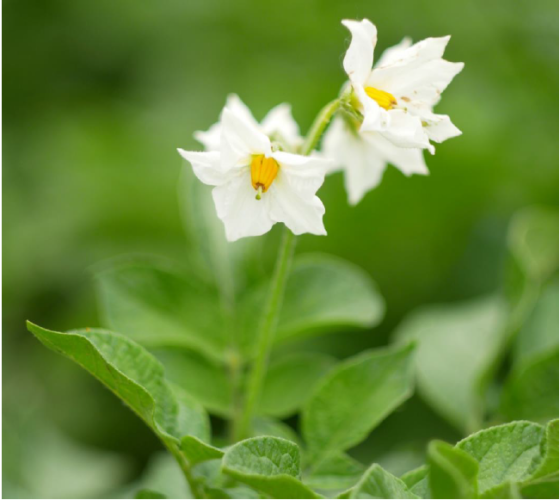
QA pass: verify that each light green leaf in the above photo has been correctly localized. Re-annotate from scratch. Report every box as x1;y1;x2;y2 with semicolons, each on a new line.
529;419;559;480
222;437;321;499
304;453;365;493
181;436;223;466
480;481;521;498
240;254;385;355
95;257;227;361
259;352;335;418
427;440;478;499
394;295;508;433
401;466;431;499
456;421;545;494
303;343;415;466
252;417;302;447
26;321;217;466
507;206;559;284
348;464;418;499
152;347;233;418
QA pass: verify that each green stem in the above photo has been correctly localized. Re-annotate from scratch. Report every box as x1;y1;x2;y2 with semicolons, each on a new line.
236;228;296;440
235;98;341;441
301;98;342;155
169;445;205;498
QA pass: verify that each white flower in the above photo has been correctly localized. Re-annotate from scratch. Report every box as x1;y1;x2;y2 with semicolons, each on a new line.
178;104;329;242
194;94;303;153
323;19;464;205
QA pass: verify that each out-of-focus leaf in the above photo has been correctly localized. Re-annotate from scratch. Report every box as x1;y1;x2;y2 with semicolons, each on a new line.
26;322;217;465
529;419;559;480
221;437;321;499
480;481;521;498
95;258;228;361
133;452;190;499
394;295;508;433
239;254;385;355
302;343;415;466
152;347;233;418
456;421;544;494
507;207;559;284
427;440;478;499
252;417;302;447
346;464;418;499
304;453;365;493
401;466;430;499
181;436;223;465
258;352;335;418
501;349;559;422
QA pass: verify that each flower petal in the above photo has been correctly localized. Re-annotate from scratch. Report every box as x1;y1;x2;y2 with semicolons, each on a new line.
271;151;329;196
224;94;259;127
268;174;326;236
220;108;271;168
194;122;221;151
342;19;377;86
211;169;274;241
366;132;429;176
323;118;386;205
261;103;302;150
376;110;434;153
375;37;413;68
177;149;228;186
422;112;462;143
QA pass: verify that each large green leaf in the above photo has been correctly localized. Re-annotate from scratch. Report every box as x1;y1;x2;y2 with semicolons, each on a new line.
529;419;559;481
26;321;218;465
456;421;545;494
302;343;415;467
152;347;233;418
427;440;478;499
239;254;385;356
304;453;365;493
393;295;507;433
95;258;228;360
258;352;335;418
346;464;418;499
401;466;430;499
222;437;321;499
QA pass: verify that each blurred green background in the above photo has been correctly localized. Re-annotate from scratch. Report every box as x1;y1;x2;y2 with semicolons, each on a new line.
3;0;558;497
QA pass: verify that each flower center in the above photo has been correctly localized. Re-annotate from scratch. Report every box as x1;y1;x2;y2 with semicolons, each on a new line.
364;86;397;110
251;155;279;200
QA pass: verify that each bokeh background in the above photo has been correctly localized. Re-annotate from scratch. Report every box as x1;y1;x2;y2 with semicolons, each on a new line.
3;0;558;497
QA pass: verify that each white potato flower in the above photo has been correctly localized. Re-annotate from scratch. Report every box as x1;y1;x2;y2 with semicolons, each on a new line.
178;99;329;242
324;19;464;204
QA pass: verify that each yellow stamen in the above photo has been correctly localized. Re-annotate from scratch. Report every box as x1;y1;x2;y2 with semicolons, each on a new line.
364;86;397;110
251;155;279;199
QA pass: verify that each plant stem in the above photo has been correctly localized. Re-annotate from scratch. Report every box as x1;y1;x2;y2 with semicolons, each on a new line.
235;98;341;441
301;98;342;155
168;443;205;499
236;228;296;440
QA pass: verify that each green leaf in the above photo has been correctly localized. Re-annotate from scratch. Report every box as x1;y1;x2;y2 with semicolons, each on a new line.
507;206;559;284
480;481;521;498
258;352;335;418
152;347;233;418
401;466;430;499
304;453;365;493
240;254;385;355
252;417;302;447
521;478;559;499
181;436;223;466
222;437;321;499
394;295;508;433
456;421;545;494
135;489;167;499
427;440;478;499
302;343;415;466
95;257;227;361
26;321;217;465
501;348;559;422
529;419;559;480
348;464;418;499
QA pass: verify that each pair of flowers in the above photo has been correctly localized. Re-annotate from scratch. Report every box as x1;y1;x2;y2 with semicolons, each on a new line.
179;19;464;241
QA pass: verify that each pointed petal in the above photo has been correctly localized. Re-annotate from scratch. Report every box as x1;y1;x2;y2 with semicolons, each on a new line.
177;149;228;186
225;94;259;127
366;133;429;176
342;19;377;86
211;169;274;241
271;151;329;196
261;103;302;149
375;37;413;68
194;122;221;151
422;112;462;142
323;118;387;205
377;110;434;153
220;108;271;168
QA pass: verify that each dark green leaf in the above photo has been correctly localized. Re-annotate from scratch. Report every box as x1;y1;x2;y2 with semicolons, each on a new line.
222;437;321;499
427;440;478;499
303;343;415;466
259;352;335;418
